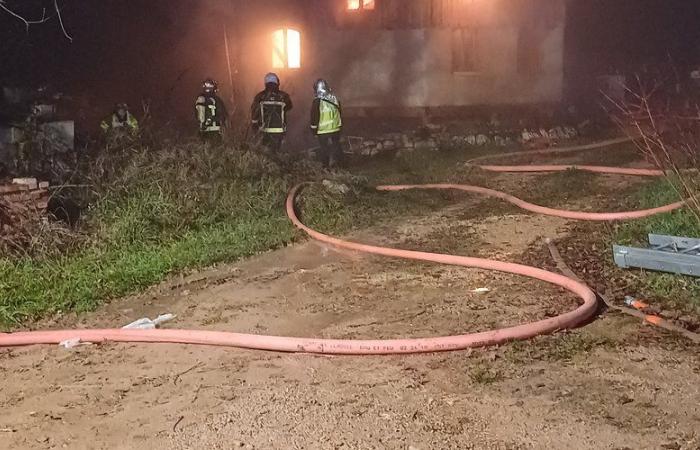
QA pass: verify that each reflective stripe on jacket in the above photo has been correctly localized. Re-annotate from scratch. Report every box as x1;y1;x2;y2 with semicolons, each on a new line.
260;100;286;133
251;89;293;134
196;94;225;133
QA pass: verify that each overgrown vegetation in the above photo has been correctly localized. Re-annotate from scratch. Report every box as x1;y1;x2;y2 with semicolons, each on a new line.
3;125;697;329
0;140;474;329
1;142;299;327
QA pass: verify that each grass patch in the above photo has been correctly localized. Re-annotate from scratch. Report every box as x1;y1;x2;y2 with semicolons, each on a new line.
469;365;505;384
528;168;602;204
0;217;294;325
615;178;700;243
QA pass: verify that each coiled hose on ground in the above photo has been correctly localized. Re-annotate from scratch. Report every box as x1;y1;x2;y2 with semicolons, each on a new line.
0;138;688;354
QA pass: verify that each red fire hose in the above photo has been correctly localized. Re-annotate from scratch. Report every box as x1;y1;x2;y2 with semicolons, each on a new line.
0;140;686;354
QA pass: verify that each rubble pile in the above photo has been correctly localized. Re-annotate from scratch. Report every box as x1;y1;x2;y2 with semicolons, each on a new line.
1;178;50;209
0;178;50;251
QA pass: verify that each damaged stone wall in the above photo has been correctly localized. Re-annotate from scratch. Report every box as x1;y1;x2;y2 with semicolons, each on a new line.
350;123;580;158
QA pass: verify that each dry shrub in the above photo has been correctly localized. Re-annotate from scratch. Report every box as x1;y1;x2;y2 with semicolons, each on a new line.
608;73;700;227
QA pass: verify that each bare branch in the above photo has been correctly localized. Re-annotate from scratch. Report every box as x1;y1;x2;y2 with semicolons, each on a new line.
53;0;72;42
607;69;700;227
0;0;71;41
0;1;50;31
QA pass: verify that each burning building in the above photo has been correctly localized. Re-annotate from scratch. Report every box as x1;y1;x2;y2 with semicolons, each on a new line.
228;0;567;118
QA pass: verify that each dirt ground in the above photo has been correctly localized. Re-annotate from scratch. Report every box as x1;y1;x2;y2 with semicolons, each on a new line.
1;158;699;450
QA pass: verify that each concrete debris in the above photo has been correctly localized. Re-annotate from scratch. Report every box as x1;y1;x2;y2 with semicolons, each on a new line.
0;178;50;211
1;178;52;253
414;139;438;151
322;179;351;196
122;314;177;330
521;126;578;143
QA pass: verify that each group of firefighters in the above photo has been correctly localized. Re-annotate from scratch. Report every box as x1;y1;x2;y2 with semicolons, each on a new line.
101;73;344;168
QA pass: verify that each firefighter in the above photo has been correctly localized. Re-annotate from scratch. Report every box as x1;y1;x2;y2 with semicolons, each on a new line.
195;78;228;143
100;103;139;135
250;73;293;153
310;79;343;168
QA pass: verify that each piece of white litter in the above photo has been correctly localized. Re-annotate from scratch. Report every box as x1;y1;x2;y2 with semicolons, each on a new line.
472;288;491;294
122;314;177;330
58;338;85;349
153;314;176;326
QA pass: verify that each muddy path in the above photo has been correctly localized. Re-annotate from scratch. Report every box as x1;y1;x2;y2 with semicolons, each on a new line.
1;162;699;450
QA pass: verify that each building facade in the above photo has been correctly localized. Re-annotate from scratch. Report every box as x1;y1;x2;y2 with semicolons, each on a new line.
232;0;567;115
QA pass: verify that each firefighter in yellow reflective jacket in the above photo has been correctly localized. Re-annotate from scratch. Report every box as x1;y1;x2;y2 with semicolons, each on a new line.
251;73;293;153
195;78;228;143
310;79;343;168
100;103;139;136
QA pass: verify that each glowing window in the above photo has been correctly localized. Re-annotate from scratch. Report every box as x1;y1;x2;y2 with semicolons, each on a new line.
348;0;375;10
272;28;301;69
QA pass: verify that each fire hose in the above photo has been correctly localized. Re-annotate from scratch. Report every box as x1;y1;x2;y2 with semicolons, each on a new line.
0;138;690;354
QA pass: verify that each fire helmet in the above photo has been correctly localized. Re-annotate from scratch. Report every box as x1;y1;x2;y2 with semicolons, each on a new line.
203;78;218;93
264;72;280;86
314;79;330;97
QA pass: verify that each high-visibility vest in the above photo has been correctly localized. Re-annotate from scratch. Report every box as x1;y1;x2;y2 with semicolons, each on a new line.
317;99;342;135
101;113;139;133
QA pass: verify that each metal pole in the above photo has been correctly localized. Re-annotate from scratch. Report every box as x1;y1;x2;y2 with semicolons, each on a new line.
224;25;235;107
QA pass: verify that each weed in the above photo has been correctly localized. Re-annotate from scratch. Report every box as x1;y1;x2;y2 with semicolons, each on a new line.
528;168;602;205
506;333;616;364
469;365;504;384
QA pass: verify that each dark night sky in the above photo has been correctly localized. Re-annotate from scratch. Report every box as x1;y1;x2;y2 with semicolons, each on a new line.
567;0;700;71
1;0;700;124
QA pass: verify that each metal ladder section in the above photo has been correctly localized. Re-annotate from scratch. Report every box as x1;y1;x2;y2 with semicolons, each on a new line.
614;234;700;277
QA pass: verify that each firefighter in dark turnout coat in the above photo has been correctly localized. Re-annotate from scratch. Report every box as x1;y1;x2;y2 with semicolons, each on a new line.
250;73;293;153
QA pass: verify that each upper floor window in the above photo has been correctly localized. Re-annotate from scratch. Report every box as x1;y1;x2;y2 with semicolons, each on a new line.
272;28;301;69
348;0;375;11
